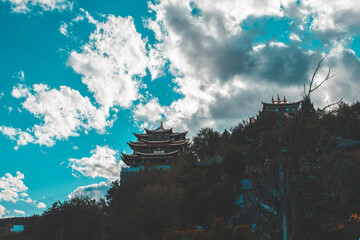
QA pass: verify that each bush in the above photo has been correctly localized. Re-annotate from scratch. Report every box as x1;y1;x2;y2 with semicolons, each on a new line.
233;225;253;240
211;218;232;240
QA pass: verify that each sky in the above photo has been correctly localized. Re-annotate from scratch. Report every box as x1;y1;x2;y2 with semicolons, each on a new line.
0;0;360;218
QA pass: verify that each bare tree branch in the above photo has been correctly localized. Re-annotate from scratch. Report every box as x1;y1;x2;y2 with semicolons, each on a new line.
308;54;328;96
306;54;336;97
318;98;343;114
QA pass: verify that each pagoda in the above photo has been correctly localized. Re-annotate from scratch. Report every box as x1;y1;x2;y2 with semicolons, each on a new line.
261;94;301;115
120;122;189;182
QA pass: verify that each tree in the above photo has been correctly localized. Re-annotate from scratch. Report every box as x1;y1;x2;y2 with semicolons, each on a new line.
203;162;222;189
191;128;221;160
34;196;105;240
163;226;210;240
223;149;245;181
183;183;210;225
322;102;360;140
210;218;232;240
247;55;348;240
233;225;254;240
209;182;235;220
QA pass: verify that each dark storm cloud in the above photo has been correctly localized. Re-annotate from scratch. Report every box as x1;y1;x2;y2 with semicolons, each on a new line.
209;90;263;120
252;44;321;85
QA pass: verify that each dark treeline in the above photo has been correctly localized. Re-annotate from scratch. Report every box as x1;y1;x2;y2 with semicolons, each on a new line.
1;101;360;240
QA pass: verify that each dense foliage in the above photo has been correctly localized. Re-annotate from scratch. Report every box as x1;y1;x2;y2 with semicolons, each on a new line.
1;101;360;240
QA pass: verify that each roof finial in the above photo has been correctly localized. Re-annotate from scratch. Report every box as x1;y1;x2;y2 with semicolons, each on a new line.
277;94;280;102
160;120;163;129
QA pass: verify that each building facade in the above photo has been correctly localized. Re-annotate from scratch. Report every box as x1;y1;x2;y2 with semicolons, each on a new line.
261;94;301;115
120;122;189;182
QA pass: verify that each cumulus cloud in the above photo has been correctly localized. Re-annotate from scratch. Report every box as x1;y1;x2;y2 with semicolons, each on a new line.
0;126;35;149
67;14;149;109
36;202;46;209
132;0;360;134
251;44;321;85
69;180;113;199
293;0;360;35
139;0;295;132
2;0;360;148
14;209;25;215
69;146;126;179
59;22;68;36
133;98;165;123
2;0;72;13
310;47;360;106
1;83;113;147
0;172;30;203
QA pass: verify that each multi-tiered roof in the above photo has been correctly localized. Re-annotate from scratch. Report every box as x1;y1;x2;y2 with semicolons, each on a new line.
262;94;301;115
121;122;189;167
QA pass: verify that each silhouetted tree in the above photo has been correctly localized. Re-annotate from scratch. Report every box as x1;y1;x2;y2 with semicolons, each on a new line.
191;128;221;160
210;218;232;240
223;149;245;181
183;183;210;225
209;183;235;219
233;225;254;240
35;196;105;240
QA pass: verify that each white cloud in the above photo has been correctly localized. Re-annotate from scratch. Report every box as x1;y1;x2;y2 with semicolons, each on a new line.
20;192;28;197
2;0;72;13
310;47;360;107
14;209;25;215
130;0;360;135
0;172;29;203
289;33;301;42
22;197;35;204
69;145;126;179
59;22;68;36
141;0;284;132
36;202;46;209
67;14;149;109
13;70;25;81
133;98;165;123
69;180;114;199
2;84;114;147
297;0;360;32
0;205;6;218
2;0;359;149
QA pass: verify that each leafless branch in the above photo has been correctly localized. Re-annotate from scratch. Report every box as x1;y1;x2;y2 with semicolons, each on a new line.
318;98;343;114
306;54;336;97
308;54;327;96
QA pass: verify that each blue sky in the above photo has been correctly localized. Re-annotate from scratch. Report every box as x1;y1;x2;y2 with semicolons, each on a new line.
0;0;360;217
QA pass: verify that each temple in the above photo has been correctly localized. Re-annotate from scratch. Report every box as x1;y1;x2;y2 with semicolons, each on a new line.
261;94;301;115
120;122;189;182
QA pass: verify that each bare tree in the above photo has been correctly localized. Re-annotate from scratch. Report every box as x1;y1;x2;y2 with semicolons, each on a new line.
300;54;339;121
